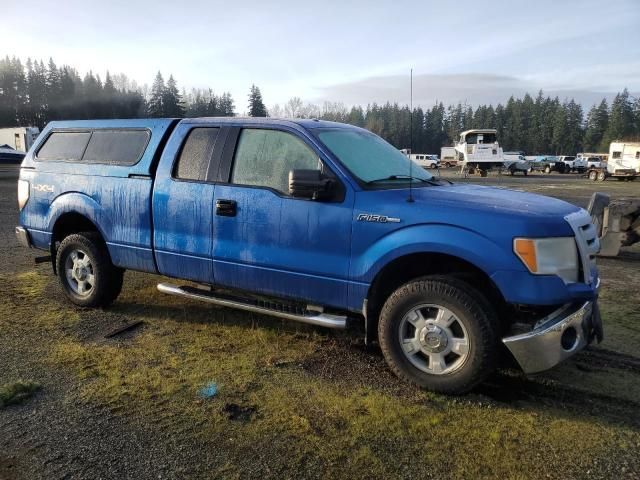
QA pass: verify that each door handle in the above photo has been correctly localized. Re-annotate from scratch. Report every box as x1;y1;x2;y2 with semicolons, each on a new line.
216;199;237;217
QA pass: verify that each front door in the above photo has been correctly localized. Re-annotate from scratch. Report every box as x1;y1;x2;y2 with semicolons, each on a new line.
212;127;353;308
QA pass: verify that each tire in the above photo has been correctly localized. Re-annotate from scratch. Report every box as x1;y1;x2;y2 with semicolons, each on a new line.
588;170;597;181
480;169;488;177
378;277;499;394
597;171;606;182
544;166;551;174
524;170;528;176
55;232;124;308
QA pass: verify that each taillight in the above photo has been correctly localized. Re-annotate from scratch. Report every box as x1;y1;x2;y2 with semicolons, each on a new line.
18;179;29;210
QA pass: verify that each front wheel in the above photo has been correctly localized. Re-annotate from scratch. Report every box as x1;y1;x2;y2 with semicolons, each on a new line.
378;277;499;394
56;232;124;308
588;170;597;181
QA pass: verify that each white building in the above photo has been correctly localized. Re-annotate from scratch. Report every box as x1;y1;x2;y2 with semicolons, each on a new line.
0;127;41;152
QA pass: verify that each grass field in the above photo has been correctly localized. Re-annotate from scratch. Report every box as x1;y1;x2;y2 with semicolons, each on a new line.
1;168;639;479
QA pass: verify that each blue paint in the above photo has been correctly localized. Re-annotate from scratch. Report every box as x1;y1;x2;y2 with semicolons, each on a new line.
198;382;218;399
17;117;599;319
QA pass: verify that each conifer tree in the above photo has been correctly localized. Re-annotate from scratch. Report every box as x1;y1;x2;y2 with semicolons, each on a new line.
147;71;165;117
247;84;267;117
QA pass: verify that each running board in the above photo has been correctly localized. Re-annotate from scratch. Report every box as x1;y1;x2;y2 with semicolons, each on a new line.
157;283;347;329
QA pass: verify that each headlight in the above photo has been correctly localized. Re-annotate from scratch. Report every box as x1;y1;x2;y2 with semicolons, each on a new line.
514;237;579;283
18;179;30;210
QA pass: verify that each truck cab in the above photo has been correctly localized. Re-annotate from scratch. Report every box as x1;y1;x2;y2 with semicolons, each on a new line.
16;117;603;394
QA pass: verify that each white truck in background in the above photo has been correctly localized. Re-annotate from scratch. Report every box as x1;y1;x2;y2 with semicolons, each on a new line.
0;127;41;152
409;153;439;169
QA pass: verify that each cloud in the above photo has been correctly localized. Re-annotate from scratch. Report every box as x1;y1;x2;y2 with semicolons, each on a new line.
314;73;638;108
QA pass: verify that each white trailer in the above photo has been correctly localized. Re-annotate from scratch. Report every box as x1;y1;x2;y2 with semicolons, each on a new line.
0;127;41;152
440;147;460;167
586;141;640;181
454;129;504;176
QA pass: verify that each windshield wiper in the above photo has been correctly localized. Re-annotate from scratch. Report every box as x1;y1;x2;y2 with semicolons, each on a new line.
366;175;429;184
366;175;445;186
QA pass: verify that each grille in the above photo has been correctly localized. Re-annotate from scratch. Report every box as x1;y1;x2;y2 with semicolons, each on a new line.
564;210;599;284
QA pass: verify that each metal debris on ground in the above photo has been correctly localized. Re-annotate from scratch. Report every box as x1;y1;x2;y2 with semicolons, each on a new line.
104;321;144;339
588;192;640;257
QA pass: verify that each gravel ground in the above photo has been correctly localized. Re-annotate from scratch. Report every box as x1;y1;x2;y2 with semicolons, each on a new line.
1;165;639;480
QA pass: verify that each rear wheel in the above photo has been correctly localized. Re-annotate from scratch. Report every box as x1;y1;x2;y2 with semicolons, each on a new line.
588;170;598;181
378;277;499;394
597;171;606;182
56;232;124;308
544;165;551;174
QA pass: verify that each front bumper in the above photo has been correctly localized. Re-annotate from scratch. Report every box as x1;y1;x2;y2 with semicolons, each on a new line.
15;226;32;248
502;298;603;374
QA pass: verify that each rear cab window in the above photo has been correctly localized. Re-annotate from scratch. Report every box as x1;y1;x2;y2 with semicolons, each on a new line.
36;129;150;165
173;128;220;181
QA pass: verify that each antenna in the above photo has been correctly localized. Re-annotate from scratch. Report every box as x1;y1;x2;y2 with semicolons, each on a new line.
407;68;414;203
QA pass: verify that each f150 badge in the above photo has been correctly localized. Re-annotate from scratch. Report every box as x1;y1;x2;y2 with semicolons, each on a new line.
357;213;401;223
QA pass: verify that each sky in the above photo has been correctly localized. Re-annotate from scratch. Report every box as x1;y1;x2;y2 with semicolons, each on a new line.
2;0;639;111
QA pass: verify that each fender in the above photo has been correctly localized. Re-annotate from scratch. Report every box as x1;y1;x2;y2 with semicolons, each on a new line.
347;223;526;311
352;223;522;283
46;192;156;272
46;192;112;242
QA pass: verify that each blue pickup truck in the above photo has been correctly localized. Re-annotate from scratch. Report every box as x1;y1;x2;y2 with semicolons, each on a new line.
16;117;603;394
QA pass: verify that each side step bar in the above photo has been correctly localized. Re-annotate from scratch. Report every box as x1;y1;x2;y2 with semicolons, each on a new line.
157;283;347;329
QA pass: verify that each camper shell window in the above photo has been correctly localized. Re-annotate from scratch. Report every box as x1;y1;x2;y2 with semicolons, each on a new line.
36;129;150;165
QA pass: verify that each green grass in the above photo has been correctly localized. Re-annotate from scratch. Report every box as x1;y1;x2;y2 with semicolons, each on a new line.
0;381;40;408
2;269;640;478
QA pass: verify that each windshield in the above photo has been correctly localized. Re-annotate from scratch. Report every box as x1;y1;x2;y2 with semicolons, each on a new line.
314;128;433;185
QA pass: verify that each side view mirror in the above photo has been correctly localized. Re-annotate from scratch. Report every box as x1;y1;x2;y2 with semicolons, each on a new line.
288;169;333;200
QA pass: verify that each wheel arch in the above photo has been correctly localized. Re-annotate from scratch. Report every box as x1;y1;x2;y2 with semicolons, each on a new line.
364;252;506;345
48;194;111;273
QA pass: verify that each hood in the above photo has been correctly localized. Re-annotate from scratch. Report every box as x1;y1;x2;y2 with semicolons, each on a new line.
411;183;580;217
355;183;581;238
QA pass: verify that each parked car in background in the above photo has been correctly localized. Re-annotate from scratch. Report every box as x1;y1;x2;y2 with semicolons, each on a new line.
502;152;530;175
585;156;604;169
577;153;608;167
409;153;439;169
530;155;566;173
0;144;26;163
559;155;587;173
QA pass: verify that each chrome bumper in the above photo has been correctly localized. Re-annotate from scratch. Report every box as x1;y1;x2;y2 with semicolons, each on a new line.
502;299;603;374
15;226;32;248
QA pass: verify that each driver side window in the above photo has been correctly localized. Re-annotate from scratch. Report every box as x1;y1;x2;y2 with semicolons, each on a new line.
231;129;319;194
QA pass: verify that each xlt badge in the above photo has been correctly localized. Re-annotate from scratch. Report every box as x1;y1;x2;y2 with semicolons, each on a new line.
357;213;401;223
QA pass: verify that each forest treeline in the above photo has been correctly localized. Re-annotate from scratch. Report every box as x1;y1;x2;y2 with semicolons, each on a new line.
1;56;639;154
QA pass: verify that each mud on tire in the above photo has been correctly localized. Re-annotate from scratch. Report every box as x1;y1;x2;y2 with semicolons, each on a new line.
55;232;124;308
378;276;499;394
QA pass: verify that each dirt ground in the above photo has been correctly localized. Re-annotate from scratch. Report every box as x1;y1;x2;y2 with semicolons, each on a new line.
1;164;639;480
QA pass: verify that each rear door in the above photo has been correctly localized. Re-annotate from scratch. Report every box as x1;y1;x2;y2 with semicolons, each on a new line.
211;126;354;308
153;123;224;282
